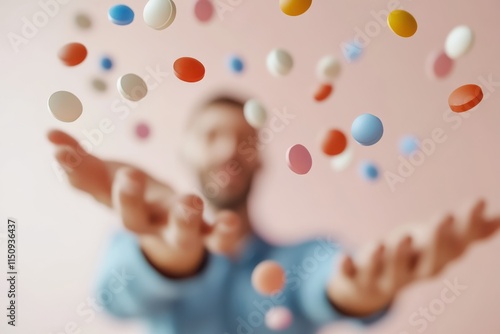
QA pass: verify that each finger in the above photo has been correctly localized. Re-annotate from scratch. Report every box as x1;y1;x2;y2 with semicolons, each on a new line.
166;194;205;251
204;210;243;255
389;235;414;288
54;145;82;173
340;254;357;278
112;167;152;234
366;244;385;279
47;129;82;150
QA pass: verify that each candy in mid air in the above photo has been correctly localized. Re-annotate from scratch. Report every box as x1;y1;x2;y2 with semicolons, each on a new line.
316;55;341;81
359;161;379;181
351;114;384;146
343;41;363;62
58;42;87;66
286;144;312;175
320;129;347;156
48;91;83;122
91;78;107;92
75;13;92;29
279;0;312;16
194;0;214;22
427;50;454;79
251;261;286;296
314;83;333;102
228;55;244;73
448;84;483;113
445;25;474;59
387;10;418;37
399;135;419;156
244;99;267;128
267;48;293;76
265;307;293;331
330;147;353;172
117;73;148;101
108;4;135;25
144;0;176;30
173;57;205;82
100;56;113;70
136;122;151;139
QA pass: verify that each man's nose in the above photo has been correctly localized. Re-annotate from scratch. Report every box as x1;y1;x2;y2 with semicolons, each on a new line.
214;135;239;163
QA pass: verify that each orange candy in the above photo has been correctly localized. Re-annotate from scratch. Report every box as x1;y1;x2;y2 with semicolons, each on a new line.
314;83;333;102
58;42;87;66
251;261;286;296
321;129;347;156
448;84;483;113
173;57;205;83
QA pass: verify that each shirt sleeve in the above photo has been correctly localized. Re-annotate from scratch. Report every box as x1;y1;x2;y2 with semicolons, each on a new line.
294;238;390;327
91;230;222;319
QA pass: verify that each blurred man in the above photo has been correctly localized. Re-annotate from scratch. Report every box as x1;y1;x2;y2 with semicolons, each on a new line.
47;94;500;334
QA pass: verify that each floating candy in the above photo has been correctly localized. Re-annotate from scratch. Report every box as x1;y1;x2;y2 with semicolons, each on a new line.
427;50;454;79
58;42;87;67
100;56;113;70
244;99;267;128
267;49;293;76
91;78;107;92
316;55;341;81
75;13;92;29
173;57;205;82
265;307;293;331
351;114;384;146
320;129;347;156
286;144;312;175
48;91;83;122
448;84;483;113
359;161;379;181
330;147;353;172
144;0;176;30
399;135;419;156
228;55;244;74
387;10;418;38
343;41;363;62
279;0;312;16
314;83;333;102
108;4;135;25
251;261;286;296
136;122;151;139
445;25;474;59
117;73;148;101
195;0;214;22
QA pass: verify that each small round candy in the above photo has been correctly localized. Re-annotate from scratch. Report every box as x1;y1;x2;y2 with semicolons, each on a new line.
314;83;333;102
320;129;347;156
445;25;474;59
448;84;483;113
286;144;312;175
136;122;151;139
228;55;244;73
279;0;312;16
387;10;417;37
343;41;363;62
399;135;419;156
173;57;205;82
48;91;83;122
117;73;148;101
100;56;113;70
58;42;87;67
267;48;293;76
265;307;293;331
427;50;454;79
359;161;379;181
91;78;107;92
108;4;135;25
144;0;176;30
195;0;214;22
251;261;286;296
316;55;341;81
75;13;92;29
351;114;384;146
244;99;267;128
330;147;353;172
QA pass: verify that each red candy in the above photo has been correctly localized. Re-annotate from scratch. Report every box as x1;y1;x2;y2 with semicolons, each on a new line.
58;42;87;66
173;57;205;83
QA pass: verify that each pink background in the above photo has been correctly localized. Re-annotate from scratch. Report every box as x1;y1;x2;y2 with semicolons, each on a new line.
1;0;499;333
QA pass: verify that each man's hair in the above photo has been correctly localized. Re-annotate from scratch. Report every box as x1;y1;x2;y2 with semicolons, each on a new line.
185;93;248;129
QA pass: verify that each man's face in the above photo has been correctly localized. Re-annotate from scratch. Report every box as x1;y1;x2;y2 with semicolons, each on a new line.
182;101;261;209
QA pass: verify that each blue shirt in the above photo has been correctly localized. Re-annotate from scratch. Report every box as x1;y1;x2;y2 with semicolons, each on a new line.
94;230;389;334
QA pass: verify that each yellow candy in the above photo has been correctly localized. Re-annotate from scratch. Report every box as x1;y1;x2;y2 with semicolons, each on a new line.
387;10;417;38
279;0;312;16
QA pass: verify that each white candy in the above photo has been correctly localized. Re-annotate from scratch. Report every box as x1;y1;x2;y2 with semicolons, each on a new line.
330;147;353;172
267;49;293;76
445;25;474;59
117;73;148;101
143;0;176;30
48;91;83;122
316;55;341;81
244;99;267;128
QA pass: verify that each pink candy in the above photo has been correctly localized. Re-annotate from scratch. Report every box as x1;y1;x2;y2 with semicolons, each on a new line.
286;144;312;175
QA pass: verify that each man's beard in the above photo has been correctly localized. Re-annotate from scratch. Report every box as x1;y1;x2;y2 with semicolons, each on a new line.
199;173;254;210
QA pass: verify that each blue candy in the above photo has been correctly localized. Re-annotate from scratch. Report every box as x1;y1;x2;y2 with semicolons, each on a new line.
399;135;420;156
228;55;244;73
351;113;384;146
359;161;379;181
108;4;134;25
101;56;113;70
342;41;363;62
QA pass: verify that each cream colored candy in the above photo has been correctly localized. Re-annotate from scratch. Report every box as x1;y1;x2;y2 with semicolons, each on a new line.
267;48;293;76
316;55;341;81
243;99;267;128
48;91;83;122
143;0;176;30
117;73;148;101
445;25;474;59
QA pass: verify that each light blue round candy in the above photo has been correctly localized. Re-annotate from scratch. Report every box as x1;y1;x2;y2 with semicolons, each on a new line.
351;113;384;146
228;55;244;73
343;41;363;62
108;4;134;25
399;135;419;156
101;56;113;70
359;161;379;181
